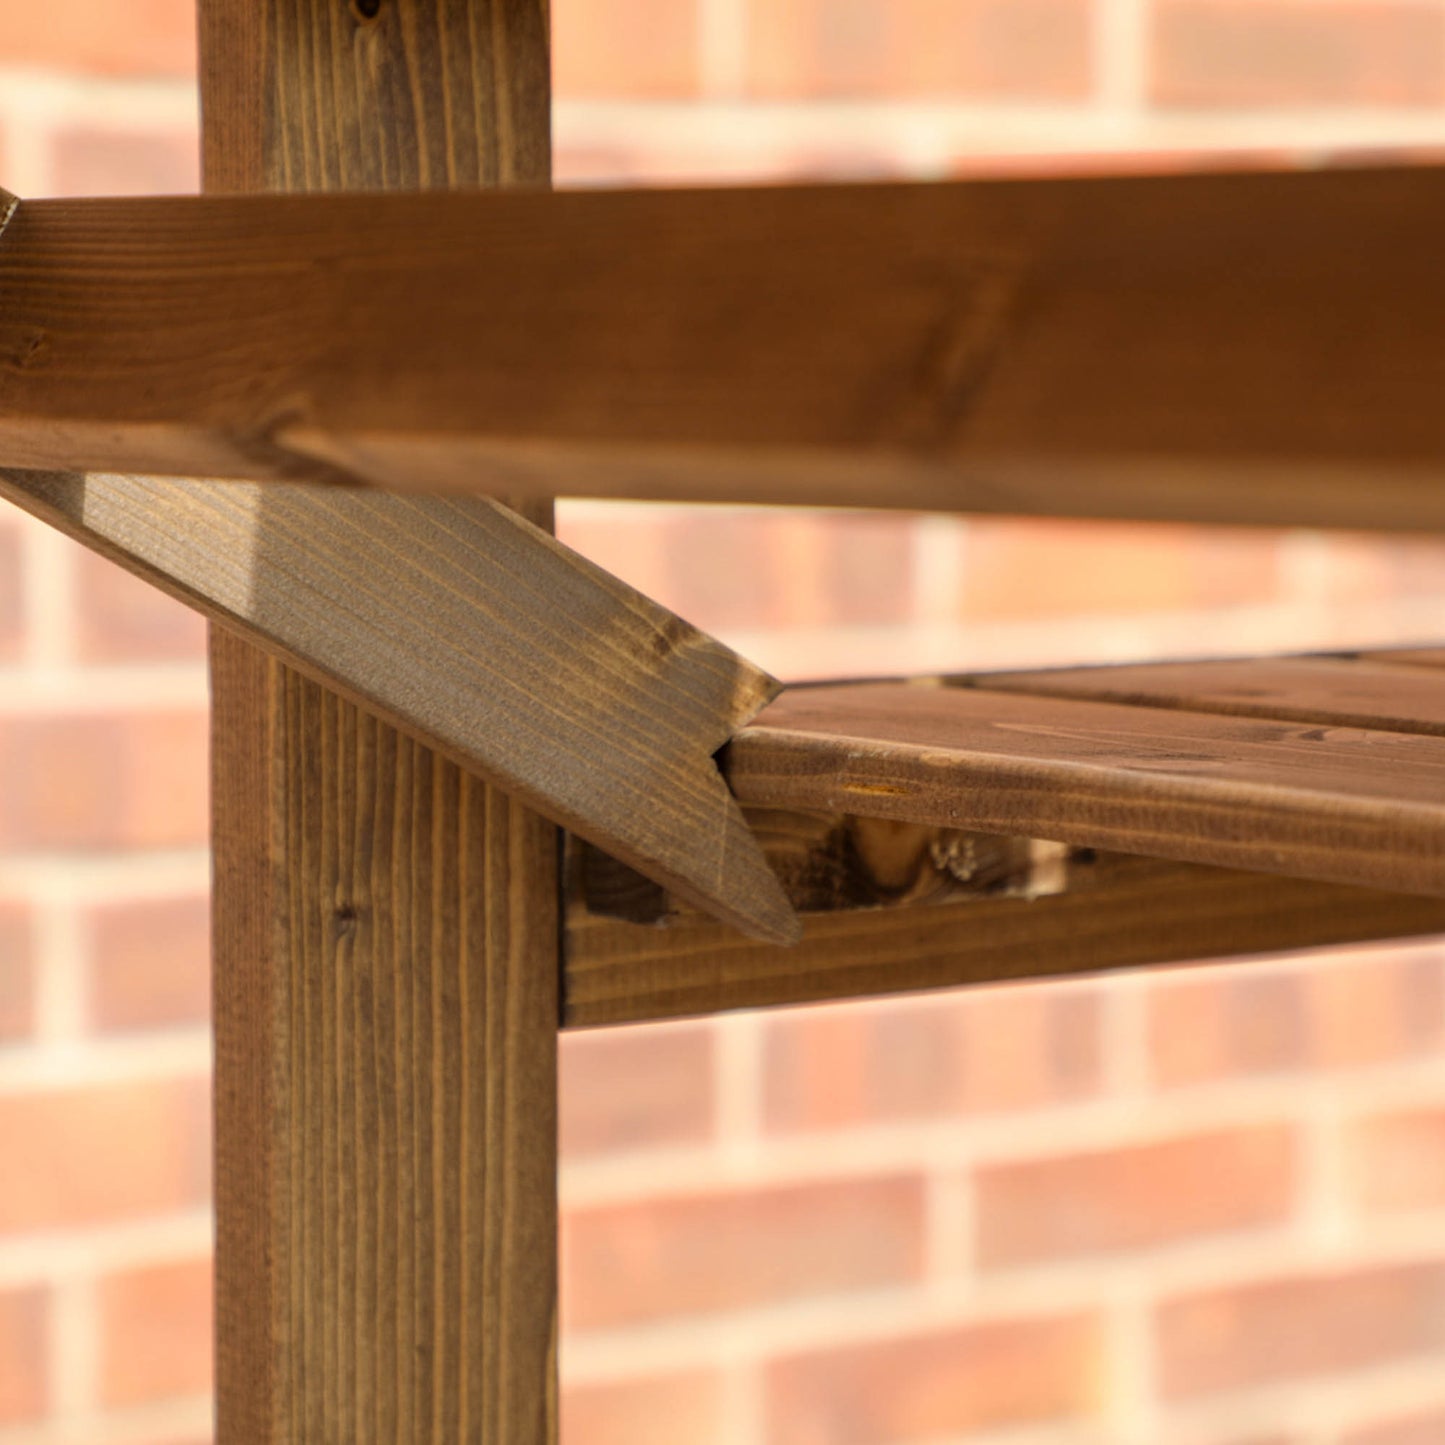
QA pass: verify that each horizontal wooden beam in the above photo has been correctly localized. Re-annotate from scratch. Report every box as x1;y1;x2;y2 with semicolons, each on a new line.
0;468;798;943
4;168;1445;525
565;851;1445;1026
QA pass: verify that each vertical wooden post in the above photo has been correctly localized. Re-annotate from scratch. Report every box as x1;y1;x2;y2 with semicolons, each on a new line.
200;4;558;1442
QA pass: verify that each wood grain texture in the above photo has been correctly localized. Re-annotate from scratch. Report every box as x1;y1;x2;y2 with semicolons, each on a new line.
727;681;1445;899
7;166;1445;526
967;655;1445;737
203;3;561;1443
564;851;1445;1027
0;468;794;940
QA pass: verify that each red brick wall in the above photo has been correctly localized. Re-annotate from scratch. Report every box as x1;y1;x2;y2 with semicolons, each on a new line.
5;4;1445;1443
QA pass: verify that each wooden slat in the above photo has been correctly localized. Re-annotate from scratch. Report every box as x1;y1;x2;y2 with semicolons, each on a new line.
565;852;1445;1026
726;682;1445;899
967;655;1445;736
5;167;1445;527
204;4;560;1443
0;468;795;941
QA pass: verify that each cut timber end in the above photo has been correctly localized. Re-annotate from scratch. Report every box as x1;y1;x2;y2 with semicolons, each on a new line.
0;468;798;944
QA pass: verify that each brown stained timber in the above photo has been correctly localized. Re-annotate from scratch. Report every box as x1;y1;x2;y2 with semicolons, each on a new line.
0;469;796;942
203;3;562;1443
568;649;1445;1025
3;168;1445;528
958;655;1445;735
726;677;1445;901
564;851;1445;1027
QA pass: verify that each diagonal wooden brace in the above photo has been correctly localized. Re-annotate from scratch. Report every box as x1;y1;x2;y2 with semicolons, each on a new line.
0;184;796;942
0;466;800;943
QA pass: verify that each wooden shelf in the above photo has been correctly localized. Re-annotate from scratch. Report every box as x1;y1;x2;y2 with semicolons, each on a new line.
563;649;1445;1027
726;649;1445;903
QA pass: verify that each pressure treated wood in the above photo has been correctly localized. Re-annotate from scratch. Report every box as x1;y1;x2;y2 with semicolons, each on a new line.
5;166;1445;526
565;852;1445;1026
727;678;1445;899
0;468;795;940
204;4;561;1443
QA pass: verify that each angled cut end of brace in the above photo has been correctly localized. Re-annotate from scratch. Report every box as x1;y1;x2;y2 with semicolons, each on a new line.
0;467;800;944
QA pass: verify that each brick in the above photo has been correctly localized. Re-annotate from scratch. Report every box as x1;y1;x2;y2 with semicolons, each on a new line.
563;1176;924;1331
959;519;1281;621
554;139;912;188
818;514;917;627
975;1125;1297;1268
48;125;200;199
0;1286;46;1424
747;0;1094;100
1343;1410;1445;1445
1309;534;1445;605
763;985;1102;1133
1345;1109;1445;1215
555;506;677;606
1306;946;1445;1069
0;1076;210;1234
661;511;921;631
1151;1;1445;109
98;1256;212;1406
0;1;197;77
766;1312;1102;1442
552;0;699;97
73;552;206;663
1158;1260;1445;1398
1147;964;1306;1087
1147;946;1445;1088
87;893;210;1033
560;1021;715;1159
672;511;923;632
562;1371;726;1445
0;521;23;661
0;709;209;853
0;901;33;1043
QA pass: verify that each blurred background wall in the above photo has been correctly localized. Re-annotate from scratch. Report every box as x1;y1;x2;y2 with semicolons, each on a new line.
5;3;1445;1442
